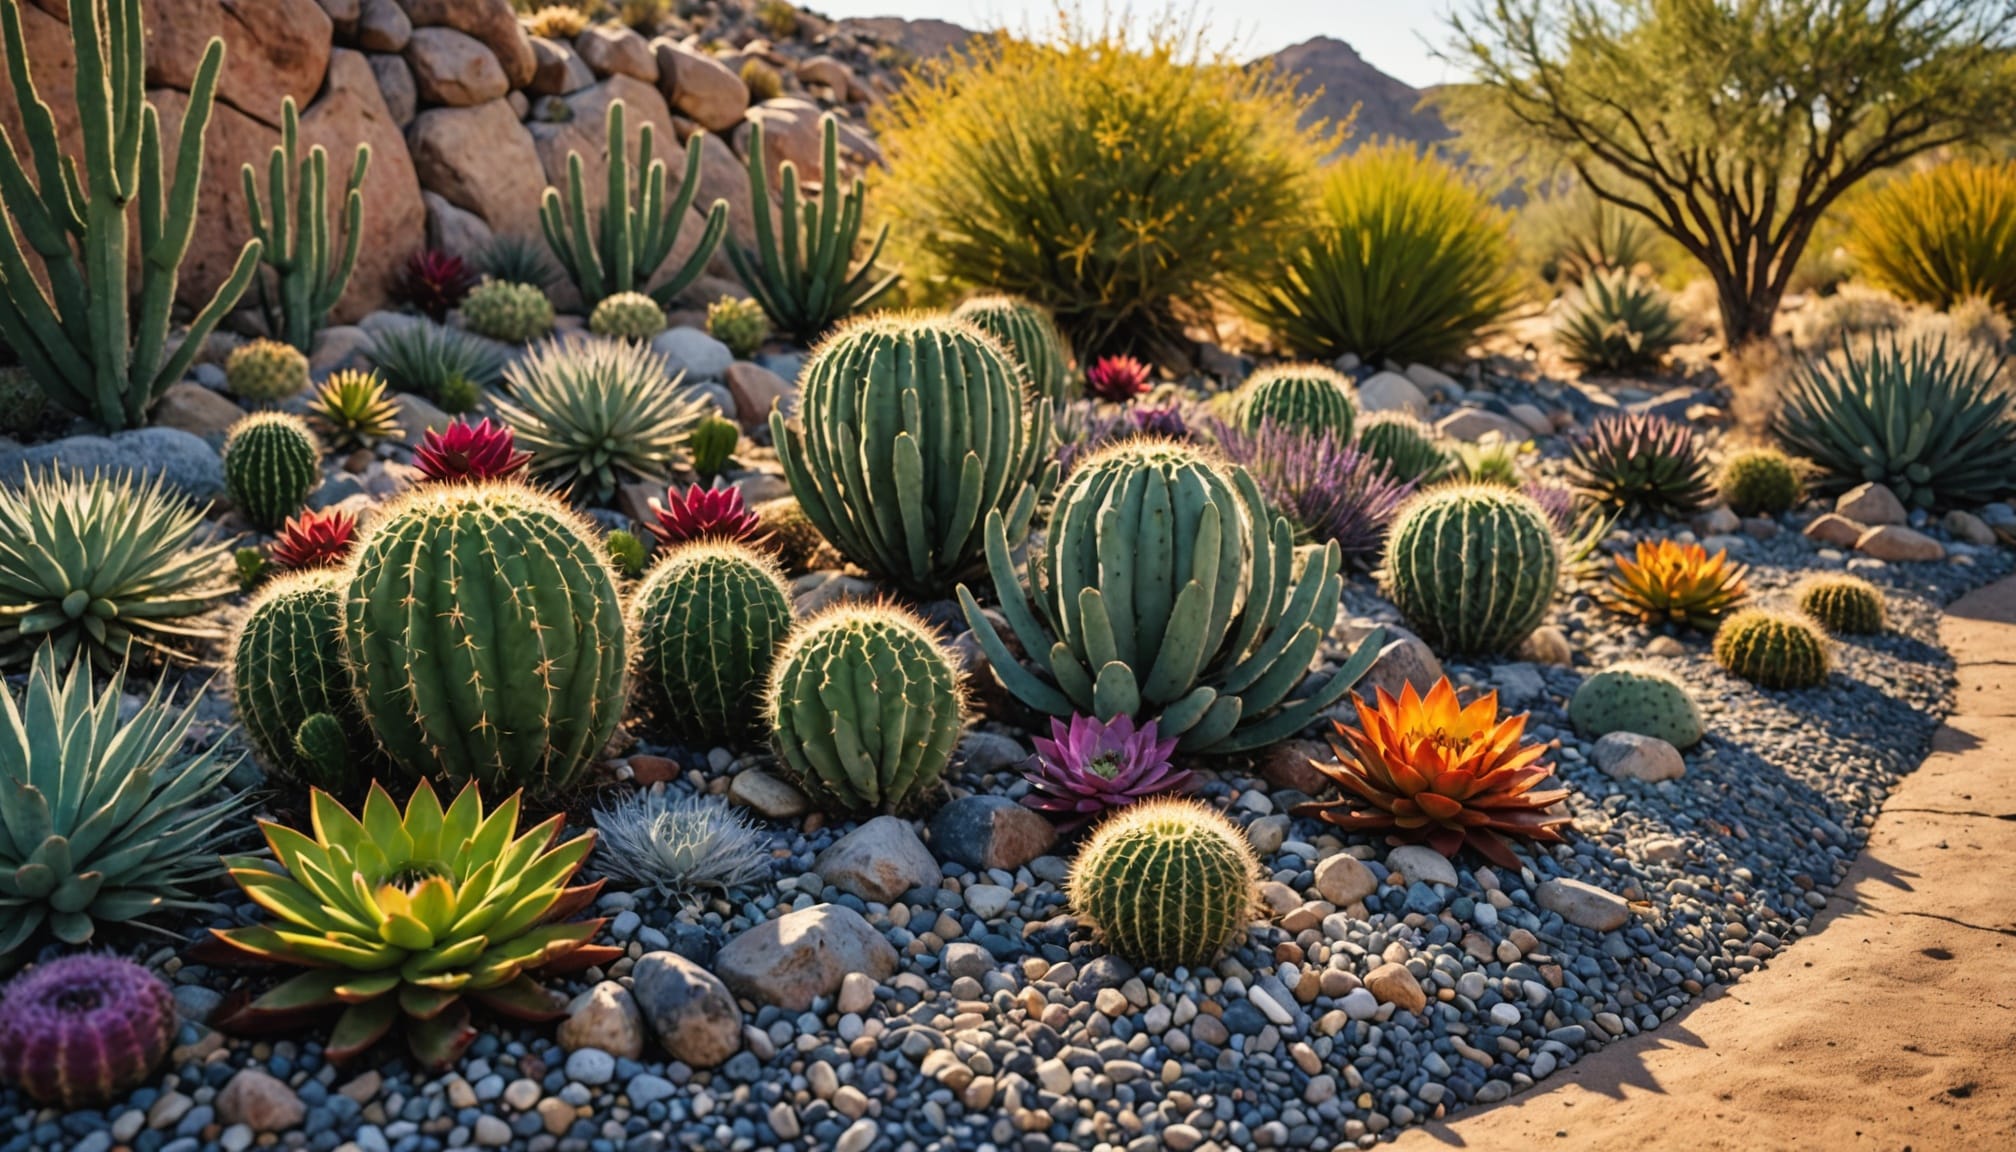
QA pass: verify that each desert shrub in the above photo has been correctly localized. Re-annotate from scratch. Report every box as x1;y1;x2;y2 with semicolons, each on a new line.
1789;283;1905;352
740;58;783;102
1847;157;2016;313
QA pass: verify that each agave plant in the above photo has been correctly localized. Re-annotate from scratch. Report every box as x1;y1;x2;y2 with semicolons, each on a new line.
1211;419;1415;564
1554;268;1682;372
307;370;402;451
1604;539;1750;631
0;646;247;953
647;482;764;547
1566;412;1716;520
1295;678;1571;869
0;470;235;669
210;782;620;1069
269;508;359;571
413;418;533;484
496;339;712;505
364;321;506;412
1022;714;1190;831
590;789;772;902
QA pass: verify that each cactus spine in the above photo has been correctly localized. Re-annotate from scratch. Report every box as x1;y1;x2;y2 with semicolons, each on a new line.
0;0;262;429
229;570;366;790
223;412;321;530
633;541;793;743
242;96;369;352
1713;608;1831;688
1067;798;1259;970
1238;363;1357;439
540;100;729;308
1796;574;1886;634
342;481;628;795
1383;484;1559;655
953;294;1071;409
1567;664;1704;749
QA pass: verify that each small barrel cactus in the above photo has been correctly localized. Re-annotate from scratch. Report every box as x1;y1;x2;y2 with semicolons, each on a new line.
343;481;628;794
1067;797;1259;970
707;295;770;359
589;291;668;341
1356;411;1449;484
0;954;176;1108
953;294;1072;408
634;541;794;743
766;603;965;814
1383;484;1559;655
226;338;310;401
223;412;322;530
1567;664;1704;749
1713;608;1831;688
1237;363;1357;439
230;570;369;791
687;415;740;478
754;496;828;575
461;279;555;343
1719;447;1803;516
1796;574;1887;634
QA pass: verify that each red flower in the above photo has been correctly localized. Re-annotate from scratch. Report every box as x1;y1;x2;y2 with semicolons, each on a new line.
1086;355;1153;402
269;508;358;570
414;418;532;484
648;483;763;547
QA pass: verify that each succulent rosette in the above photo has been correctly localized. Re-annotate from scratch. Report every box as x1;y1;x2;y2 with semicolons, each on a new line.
1604;538;1750;630
1022;714;1190;829
395;249;478;322
269;508;358;570
413;418;533;484
1086;355;1153;402
647;482;765;547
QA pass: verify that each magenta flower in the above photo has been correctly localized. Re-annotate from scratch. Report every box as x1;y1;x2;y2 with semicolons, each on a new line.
414;417;531;483
1022;714;1190;829
1086;355;1153;402
648;481;764;547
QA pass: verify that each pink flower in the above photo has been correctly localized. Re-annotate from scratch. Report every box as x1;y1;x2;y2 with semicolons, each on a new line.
413;418;532;483
1022;713;1190;829
648;482;764;547
1086;355;1153;402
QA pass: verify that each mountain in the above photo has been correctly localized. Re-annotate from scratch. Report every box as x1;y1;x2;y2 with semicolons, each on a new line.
836;16;978;61
1268;37;1450;154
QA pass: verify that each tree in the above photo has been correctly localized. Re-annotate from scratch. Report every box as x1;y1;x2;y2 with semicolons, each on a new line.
1443;0;2016;346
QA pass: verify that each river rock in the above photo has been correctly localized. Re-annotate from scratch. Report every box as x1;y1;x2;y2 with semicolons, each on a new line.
928;795;1057;872
1537;877;1631;931
629;951;743;1068
557;981;645;1059
813;816;940;904
1835;482;1906;526
715;903;898;1010
1855;524;1944;562
1593;731;1685;782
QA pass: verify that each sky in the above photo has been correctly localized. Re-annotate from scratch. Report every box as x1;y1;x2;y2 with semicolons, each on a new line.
804;1;1463;89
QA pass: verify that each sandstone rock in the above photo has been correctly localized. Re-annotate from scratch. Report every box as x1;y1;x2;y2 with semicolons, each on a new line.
1802;512;1864;548
715;903;898;1010
694;130;767;256
1536;877;1631;931
367;51;418;125
630;952;743;1068
357;0;411;53
148;0;331;127
399;0;534;88
576;25;657;83
423;191;494;256
557;981;645;1059
727;767;810;819
406;27;508;107
1592;731;1685;782
1435;407;1530;444
928;795;1057;872
409;98;547;238
1364;962;1426;1013
151;383;245;445
724;361;791;427
1836;482;1907;526
1352;634;1443;705
530;36;595;97
1355;371;1428;417
1855;524;1944;562
147;88;278;317
1943;508;1997;547
1314;853;1376;906
216;1069;304;1133
735;98;850;186
796;54;854;93
814;816;941;904
1517;624;1573;666
301;50;427;321
1384;844;1458;888
656;38;748;133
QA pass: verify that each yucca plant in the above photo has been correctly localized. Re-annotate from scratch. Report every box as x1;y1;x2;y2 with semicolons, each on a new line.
1240;140;1519;365
210;782;620;1069
1774;334;2016;509
495;338;712;504
1566;413;1716;520
1555;268;1682;372
1847;158;2016;313
0;470;234;669
1;646;246;953
364;321;506;412
1603;539;1750;631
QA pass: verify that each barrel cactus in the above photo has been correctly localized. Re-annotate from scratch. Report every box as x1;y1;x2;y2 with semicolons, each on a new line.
1718;447;1804;516
1355;411;1451;484
960;439;1385;754
461;280;555;343
1567;664;1705;749
707;296;769;359
589;291;668;341
223;412;321;530
1237;363;1357;439
1796;574;1887;634
1067;797;1259;970
765;603;965;814
771;312;1054;596
0;955;175;1108
342;482;628;794
953;294;1072;408
1383;484;1559;655
225;338;309;402
229;570;369;791
1713;608;1831;689
634;541;794;743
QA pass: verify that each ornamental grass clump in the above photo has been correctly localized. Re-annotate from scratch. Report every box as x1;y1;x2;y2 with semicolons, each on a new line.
1603;539;1750;631
1022;714;1190;831
1067;798;1259;970
590;789;772;901
497;337;712;504
1846;157;2016;313
1295;678;1572;869
632;540;793;742
0;954;175;1108
1566;413;1716;520
364;320;505;412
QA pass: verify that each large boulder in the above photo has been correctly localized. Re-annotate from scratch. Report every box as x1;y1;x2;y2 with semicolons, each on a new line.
404;26;508;107
0;428;225;500
693;130;764;257
147;0;332;127
300;50;426;322
366;51;417;125
575;24;657;84
654;38;746;133
356;0;410;53
529;36;594;98
407;97;547;239
398;0;533;88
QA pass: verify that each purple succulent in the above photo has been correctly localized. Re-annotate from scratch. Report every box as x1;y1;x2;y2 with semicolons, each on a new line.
0;954;176;1108
1213;418;1416;564
1023;714;1190;829
1129;403;1191;439
1521;480;1580;536
1056;399;1204;478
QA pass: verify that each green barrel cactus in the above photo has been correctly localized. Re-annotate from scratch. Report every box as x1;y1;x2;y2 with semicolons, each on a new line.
1567;664;1705;749
707;296;770;360
229;570;369;790
1067;797;1259;970
953;294;1072;409
342;481;628;794
1383;484;1559;655
589;291;668;341
223;412;321;530
1237;363;1357;439
1356;411;1450;483
771;312;1055;596
765;603;965;814
1796;574;1886;635
226;338;310;402
461;280;555;343
1713;608;1831;689
1718;447;1803;516
634;541;794;743
960;439;1385;754
687;416;740;478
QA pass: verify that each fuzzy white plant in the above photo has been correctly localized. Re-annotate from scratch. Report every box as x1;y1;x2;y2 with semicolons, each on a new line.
591;787;773;901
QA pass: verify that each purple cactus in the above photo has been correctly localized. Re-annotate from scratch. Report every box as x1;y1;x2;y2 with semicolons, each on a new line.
1213;418;1416;564
0;954;176;1108
1023;714;1191;830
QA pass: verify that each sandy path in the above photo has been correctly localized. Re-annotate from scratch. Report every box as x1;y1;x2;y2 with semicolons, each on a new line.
1393;576;2016;1152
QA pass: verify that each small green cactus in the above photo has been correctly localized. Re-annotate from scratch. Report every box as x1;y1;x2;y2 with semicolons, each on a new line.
1067;797;1259;970
235;547;270;590
1355;411;1451;483
1796;574;1886;635
1567;664;1705;749
1383;484;1559;655
589;291;668;341
1718;447;1803;516
226;338;310;402
635;541;794;743
229;570;368;791
766;603;965;814
953;294;1072;408
461;280;555;343
291;712;352;789
608;529;648;579
224;412;321;530
1237;363;1357;439
688;416;740;478
707;296;770;359
1713;608;1831;688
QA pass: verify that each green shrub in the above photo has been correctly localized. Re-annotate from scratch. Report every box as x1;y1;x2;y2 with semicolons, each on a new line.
1713;608;1830;689
1240;141;1518;365
226;339;310;402
1555;268;1682;372
462;280;555;343
740;58;782;102
952;294;1073;409
634;540;793;742
588;291;667;341
1235;363;1356;438
1067;797;1259;970
707;296;770;359
496;338;713;504
1789;284;1905;352
1718;447;1803;516
1847;158;2016;313
229;569;370;791
1567;664;1704;749
364;320;506;411
1383;484;1558;655
1796;574;1886;635
223;412;321;530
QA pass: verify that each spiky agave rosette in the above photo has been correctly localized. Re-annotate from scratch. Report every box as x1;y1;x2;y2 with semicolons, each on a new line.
210;782;620;1069
1604;538;1750;630
1022;714;1190;830
1295;678;1571;869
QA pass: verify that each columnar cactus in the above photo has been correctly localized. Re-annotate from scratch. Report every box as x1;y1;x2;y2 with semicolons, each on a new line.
633;541;794;743
1237;363;1357;439
589;291;668;341
954;294;1072;408
0;955;176;1108
1713;608;1831;688
1066;798;1259;970
223;412;321;530
230;570;369;791
461;280;554;343
342;481;628;794
772;312;1054;596
226;338;310;402
242;95;370;352
1382;484;1560;655
1567;664;1705;749
960;439;1385;753
1796;574;1887;634
765;604;965;814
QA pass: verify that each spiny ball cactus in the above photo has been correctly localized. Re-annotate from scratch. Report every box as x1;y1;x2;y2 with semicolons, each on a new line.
229;570;368;791
1796;574;1887;635
953;294;1072;408
1355;411;1450;483
707;296;770;360
766;603;965;814
1568;664;1705;749
343;481;628;794
589;291;668;341
226;338;310;402
223;412;321;530
688;415;740;477
1067;797;1259;970
754;496;828;575
1383;484;1559;655
1718;447;1804;516
1713;608;1831;689
0;954;175;1108
1237;363;1357;439
634;541;794;743
461;279;555;343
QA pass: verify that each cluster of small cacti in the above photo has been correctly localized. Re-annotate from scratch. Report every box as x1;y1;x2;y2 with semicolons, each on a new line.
223;412;322;530
226;338;310;402
1714;608;1832;688
461;279;556;343
1383;484;1559;655
589;291;669;340
1568;664;1705;748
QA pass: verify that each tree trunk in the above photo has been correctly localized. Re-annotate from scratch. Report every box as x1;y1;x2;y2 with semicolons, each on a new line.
1713;264;1788;350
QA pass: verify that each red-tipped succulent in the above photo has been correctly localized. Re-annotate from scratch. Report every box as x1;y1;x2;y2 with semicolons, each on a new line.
414;417;532;484
269;508;358;570
647;482;764;547
1022;714;1190;830
395;248;479;322
0;954;176;1108
1086;355;1153;402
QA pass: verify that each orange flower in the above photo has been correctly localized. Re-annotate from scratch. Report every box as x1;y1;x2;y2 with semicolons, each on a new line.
1604;539;1749;630
1293;678;1571;869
